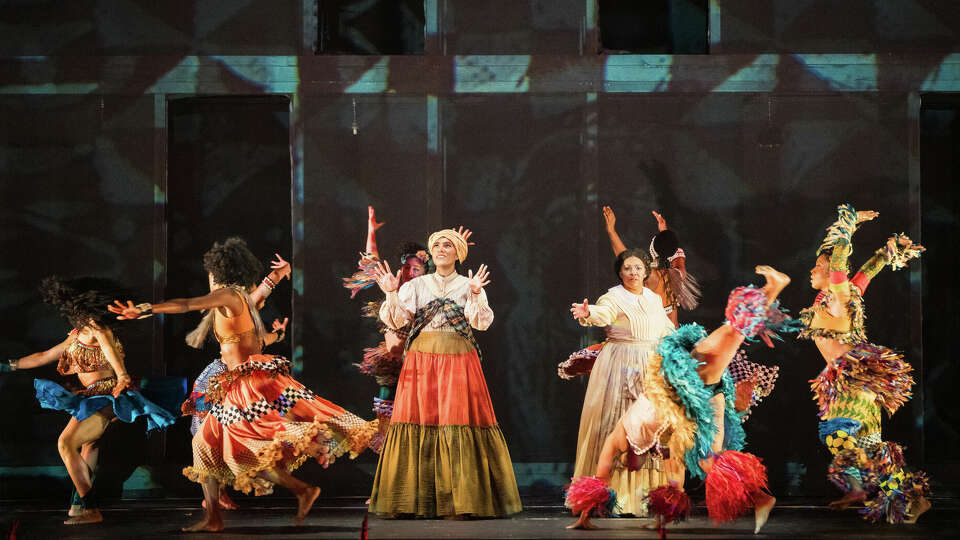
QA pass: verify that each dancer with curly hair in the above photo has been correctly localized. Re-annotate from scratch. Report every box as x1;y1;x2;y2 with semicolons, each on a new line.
3;277;177;525
800;204;930;524
181;252;291;512
109;237;379;532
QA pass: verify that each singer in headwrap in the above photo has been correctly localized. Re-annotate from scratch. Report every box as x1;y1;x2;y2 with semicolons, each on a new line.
368;228;522;518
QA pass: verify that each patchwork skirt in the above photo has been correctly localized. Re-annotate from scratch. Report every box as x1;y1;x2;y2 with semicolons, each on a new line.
182;355;380;496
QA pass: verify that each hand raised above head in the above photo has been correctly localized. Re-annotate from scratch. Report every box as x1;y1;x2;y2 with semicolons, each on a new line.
368;206;386;231
270;253;291;280
456;226;475;246
856;210;879;223
602;206;616;230
652;210;667;231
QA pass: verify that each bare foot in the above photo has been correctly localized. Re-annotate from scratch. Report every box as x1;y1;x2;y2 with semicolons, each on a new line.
68;504;82;517
828;490;866;510
904;496;931;524
182;515;225;532
756;265;790;303
566;510;597;530
294;486;321;525
754;494;775;534
443;514;468;521
63;509;103;525
202;494;238;511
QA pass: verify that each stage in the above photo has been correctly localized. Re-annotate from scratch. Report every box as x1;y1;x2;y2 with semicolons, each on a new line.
2;497;957;539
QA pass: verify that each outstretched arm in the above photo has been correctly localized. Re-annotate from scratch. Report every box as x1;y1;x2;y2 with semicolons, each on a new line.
7;334;72;370
602;206;627;257
366;206;385;258
109;287;243;320
851;234;924;294
817;204;877;302
250;253;290;308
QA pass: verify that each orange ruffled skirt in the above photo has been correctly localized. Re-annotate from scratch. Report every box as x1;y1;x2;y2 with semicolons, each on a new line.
368;332;522;517
183;355;379;495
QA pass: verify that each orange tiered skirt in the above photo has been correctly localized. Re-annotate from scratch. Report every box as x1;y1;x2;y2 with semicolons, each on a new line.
368;332;522;517
183;355;379;495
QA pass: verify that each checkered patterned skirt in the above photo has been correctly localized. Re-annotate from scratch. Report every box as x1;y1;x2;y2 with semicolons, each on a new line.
182;354;380;495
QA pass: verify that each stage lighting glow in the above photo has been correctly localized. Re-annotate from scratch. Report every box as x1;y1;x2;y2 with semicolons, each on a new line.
454;56;531;93
604;55;673;92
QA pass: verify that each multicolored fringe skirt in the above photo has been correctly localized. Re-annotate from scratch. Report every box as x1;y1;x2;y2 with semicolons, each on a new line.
34;377;177;431
368;331;522;518
181;358;227;435
812;343;929;523
182;354;380;496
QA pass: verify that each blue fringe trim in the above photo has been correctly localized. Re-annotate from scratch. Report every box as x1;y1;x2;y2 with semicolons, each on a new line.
657;324;745;479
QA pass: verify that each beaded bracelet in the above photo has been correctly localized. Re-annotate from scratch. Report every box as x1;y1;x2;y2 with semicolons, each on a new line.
263;276;277;290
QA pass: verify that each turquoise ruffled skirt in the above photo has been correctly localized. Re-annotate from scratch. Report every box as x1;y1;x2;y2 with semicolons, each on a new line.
34;378;177;431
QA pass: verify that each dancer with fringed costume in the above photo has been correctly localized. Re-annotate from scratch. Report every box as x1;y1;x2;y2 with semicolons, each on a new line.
343;207;474;450
180;253;291;512
567;248;681;517
109;237;380;532
368;228;521;518
566;266;796;533
801;204;930;524
2;277;177;525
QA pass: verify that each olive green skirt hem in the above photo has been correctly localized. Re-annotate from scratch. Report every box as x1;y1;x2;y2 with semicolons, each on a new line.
368;422;523;518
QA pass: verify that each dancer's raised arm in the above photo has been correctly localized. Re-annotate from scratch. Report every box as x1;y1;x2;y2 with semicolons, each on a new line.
602;206;627;256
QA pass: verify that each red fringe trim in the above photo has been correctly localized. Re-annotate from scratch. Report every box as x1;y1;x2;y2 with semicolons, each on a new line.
647;483;690;525
705;451;768;523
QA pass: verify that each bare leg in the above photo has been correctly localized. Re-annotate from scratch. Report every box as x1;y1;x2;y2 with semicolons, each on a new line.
828;481;866;510
182;477;225;532
695;266;790;384
69;442;100;517
59;410;112;525
904;496;931;524
567;509;598;530
753;491;776;534
694;326;746;384
755;265;790;304
259;467;320;525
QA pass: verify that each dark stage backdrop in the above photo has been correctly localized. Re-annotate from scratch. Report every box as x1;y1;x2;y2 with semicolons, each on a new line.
0;93;946;501
0;0;957;503
299;92;929;497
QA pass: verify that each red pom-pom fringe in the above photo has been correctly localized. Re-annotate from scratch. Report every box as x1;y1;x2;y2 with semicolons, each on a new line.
564;476;616;516
705;451;768;523
647;483;691;525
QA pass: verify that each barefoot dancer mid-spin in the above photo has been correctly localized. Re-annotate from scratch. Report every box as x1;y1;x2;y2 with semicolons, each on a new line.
800;204;930;524
3;277;177;525
181;250;292;512
110;237;380;532
566;266;796;534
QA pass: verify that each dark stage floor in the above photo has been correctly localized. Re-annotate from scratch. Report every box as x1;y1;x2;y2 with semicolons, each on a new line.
2;497;957;539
